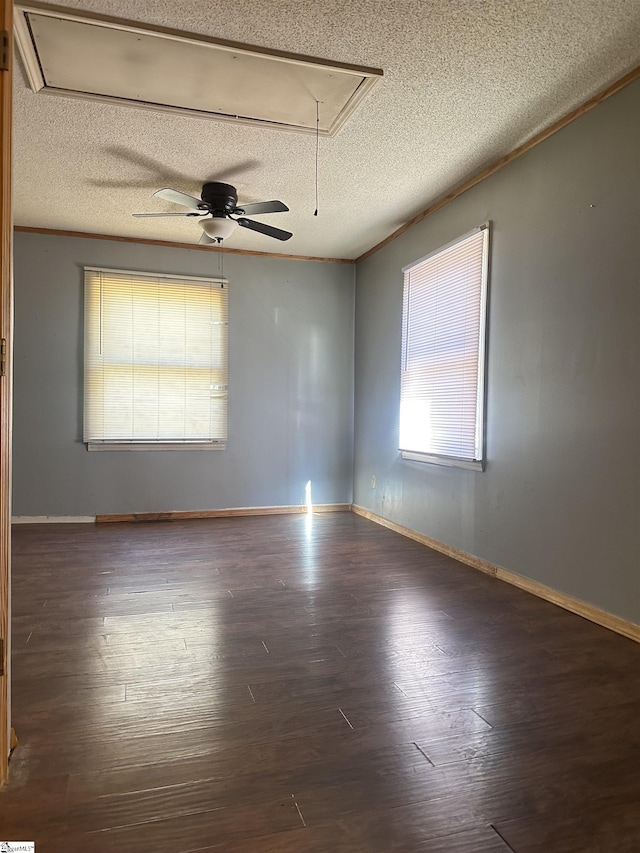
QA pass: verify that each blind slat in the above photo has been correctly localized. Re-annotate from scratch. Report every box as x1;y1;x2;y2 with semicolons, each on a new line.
84;268;228;444
400;228;489;462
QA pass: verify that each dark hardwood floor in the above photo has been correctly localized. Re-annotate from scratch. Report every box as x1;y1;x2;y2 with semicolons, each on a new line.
1;512;639;851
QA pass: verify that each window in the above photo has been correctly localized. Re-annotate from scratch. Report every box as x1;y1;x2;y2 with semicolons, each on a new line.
399;225;489;470
84;267;228;450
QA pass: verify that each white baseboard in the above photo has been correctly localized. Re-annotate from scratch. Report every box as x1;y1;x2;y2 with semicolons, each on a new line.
11;516;96;524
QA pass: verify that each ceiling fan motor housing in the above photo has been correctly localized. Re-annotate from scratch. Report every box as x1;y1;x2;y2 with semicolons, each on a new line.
201;182;238;213
135;183;292;241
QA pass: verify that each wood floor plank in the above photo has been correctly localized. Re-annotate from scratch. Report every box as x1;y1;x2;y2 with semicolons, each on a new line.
493;801;640;853
416;701;640;766
3;513;639;850
3;795;303;851
195;822;512;852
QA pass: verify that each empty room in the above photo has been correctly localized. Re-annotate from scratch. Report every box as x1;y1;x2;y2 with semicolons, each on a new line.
0;1;639;851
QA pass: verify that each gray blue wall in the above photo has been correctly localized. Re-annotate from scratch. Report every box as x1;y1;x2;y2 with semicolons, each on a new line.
13;234;355;515
353;79;640;623
12;80;639;623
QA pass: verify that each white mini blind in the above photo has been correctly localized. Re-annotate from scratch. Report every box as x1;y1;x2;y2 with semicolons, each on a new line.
400;226;489;465
84;267;228;447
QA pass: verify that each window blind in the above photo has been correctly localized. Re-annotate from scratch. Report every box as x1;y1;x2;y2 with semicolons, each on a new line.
400;226;489;464
84;267;228;447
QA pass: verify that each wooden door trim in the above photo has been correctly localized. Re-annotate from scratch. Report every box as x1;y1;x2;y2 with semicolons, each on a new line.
0;0;13;789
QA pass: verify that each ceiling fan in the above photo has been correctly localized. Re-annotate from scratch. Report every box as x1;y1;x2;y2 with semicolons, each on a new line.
133;182;293;243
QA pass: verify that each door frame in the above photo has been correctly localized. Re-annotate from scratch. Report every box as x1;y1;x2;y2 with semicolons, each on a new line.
0;0;13;789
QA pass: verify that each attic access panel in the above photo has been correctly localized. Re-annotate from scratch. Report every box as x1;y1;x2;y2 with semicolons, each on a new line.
14;2;382;136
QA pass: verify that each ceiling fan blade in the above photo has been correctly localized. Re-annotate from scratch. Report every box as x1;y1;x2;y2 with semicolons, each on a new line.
199;232;216;245
154;188;204;210
236;218;293;241
133;212;201;217
235;200;289;215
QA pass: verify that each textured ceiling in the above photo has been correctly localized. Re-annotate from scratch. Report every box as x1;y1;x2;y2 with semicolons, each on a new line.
13;0;640;260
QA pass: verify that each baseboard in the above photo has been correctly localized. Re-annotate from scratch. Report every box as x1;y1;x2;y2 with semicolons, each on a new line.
493;566;640;643
351;505;497;576
96;503;351;523
11;515;95;523
351;504;639;643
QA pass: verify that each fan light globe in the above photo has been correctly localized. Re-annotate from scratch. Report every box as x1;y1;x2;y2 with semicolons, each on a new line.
200;217;238;240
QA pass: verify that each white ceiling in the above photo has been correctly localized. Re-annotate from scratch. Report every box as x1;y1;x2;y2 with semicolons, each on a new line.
13;0;640;260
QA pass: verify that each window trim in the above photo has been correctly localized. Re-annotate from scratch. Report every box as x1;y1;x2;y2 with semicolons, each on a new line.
400;450;485;471
86;441;226;452
83;266;228;451
83;267;223;285
399;224;490;470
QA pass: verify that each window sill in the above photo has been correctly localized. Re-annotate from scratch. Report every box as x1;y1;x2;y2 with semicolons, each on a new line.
87;442;226;452
401;450;484;471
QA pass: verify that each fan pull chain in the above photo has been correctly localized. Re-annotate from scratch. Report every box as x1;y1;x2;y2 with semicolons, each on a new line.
314;99;319;216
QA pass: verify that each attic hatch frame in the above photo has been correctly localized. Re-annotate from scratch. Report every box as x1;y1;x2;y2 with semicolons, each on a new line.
14;1;383;137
